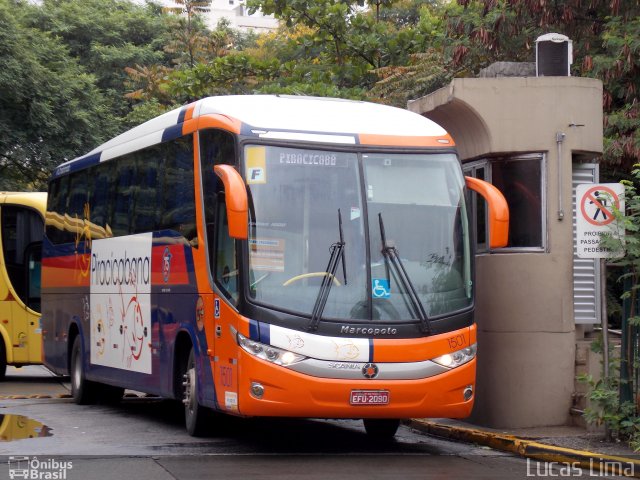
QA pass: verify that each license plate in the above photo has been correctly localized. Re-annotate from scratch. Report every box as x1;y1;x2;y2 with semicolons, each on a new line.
350;390;390;405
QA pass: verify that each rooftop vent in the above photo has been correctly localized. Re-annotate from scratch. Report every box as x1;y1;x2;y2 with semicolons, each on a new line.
536;33;573;77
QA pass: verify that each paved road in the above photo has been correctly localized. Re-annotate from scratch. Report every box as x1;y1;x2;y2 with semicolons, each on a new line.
0;367;628;479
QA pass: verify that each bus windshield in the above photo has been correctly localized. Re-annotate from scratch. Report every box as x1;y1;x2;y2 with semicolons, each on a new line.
243;145;471;323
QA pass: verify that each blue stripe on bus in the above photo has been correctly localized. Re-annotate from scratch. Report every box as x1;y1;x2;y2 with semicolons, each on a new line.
177;106;188;124
161;124;183;143
249;319;260;341
43;240;80;257
259;322;271;345
369;339;374;362
53;153;101;178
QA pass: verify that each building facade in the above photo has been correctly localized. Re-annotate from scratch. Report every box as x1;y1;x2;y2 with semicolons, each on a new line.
409;76;603;428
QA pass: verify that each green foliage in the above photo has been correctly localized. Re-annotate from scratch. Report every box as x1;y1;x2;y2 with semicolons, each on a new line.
367;51;451;107
578;337;640;449
0;0;114;190
166;53;281;102
122;99;175;131
0;0;177;189
163;3;212;68
1;0;639;191
601;167;640;273
26;0;170;117
257;81;366;99
246;0;429;92
438;0;640;171
578;167;640;451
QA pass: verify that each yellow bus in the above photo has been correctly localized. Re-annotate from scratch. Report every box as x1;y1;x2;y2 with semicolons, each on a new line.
0;192;46;379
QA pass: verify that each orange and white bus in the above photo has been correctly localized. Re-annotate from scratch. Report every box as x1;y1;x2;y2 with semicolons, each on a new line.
0;192;46;379
42;95;508;437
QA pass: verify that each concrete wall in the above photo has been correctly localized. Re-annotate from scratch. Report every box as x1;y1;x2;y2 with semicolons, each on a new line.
409;77;603;428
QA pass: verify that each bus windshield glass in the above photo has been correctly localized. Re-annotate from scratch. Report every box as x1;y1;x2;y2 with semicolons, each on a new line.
243;145;471;322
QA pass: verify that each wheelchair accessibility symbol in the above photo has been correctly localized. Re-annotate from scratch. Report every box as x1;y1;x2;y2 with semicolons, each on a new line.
372;279;391;299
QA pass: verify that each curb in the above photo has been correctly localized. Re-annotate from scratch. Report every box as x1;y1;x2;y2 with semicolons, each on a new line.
0;394;72;400
409;419;640;478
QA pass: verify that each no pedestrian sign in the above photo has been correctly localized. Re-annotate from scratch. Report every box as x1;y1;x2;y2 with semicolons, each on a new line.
576;183;625;259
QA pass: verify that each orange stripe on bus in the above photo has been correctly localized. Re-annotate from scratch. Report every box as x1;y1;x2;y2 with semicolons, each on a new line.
191;133;213;294
42;256;90;288
182;114;243;136
359;133;456;148
182;118;199;136
197;114;242;134
469;323;477;344
184;103;196;121
372;325;472;363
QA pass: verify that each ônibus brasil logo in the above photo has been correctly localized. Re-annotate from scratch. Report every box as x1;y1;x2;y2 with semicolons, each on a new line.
8;456;73;480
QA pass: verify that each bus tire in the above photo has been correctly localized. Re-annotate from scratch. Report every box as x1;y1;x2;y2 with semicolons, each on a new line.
363;419;400;440
0;340;6;381
183;348;210;437
70;336;98;405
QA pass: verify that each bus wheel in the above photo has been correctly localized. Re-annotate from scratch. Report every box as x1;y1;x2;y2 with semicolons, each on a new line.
0;340;6;381
363;419;400;440
70;336;97;405
183;348;210;436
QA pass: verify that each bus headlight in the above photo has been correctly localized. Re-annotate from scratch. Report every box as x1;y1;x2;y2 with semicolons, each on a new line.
236;332;307;366
432;343;477;368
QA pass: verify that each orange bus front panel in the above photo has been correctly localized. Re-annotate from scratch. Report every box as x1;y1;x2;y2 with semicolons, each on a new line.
235;350;475;419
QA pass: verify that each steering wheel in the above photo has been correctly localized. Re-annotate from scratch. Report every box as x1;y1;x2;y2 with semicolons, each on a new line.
282;272;342;286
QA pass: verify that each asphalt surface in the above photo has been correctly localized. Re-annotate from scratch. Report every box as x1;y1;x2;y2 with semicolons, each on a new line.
0;366;632;479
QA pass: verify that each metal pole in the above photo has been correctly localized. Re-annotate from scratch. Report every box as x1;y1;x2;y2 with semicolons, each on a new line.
556;132;566;221
600;258;610;440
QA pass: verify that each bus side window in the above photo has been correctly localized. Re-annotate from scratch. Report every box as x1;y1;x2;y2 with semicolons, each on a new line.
24;242;42;313
46;176;70;244
1;206;44;306
199;129;237;281
214;194;238;305
161;137;196;242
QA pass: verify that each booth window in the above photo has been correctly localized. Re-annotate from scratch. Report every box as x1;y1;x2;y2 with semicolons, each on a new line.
464;154;545;252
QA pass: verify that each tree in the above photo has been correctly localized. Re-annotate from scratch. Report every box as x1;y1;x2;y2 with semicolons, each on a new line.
164;0;212;68
165;53;281;102
26;0;170;119
440;0;640;172
125;64;173;102
0;0;113;190
367;4;453;106
247;0;429;92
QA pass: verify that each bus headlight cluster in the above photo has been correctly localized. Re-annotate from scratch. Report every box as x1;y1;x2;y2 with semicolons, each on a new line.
236;332;306;366
432;343;477;368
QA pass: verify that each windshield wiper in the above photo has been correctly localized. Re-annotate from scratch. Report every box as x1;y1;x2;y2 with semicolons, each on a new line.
378;213;431;334
307;209;347;332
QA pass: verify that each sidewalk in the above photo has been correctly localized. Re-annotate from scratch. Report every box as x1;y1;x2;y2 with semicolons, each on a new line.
410;418;640;478
0;366;70;399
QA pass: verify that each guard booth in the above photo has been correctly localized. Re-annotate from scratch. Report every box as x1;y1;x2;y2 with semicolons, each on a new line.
409;72;603;428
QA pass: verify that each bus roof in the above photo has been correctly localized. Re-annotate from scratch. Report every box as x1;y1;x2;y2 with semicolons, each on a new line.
0;192;47;213
52;95;454;179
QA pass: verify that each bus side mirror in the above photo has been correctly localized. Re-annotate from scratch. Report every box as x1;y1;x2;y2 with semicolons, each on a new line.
214;165;248;240
465;176;510;249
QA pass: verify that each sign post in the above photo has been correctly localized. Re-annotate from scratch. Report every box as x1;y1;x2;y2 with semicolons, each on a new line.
576;183;625;429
